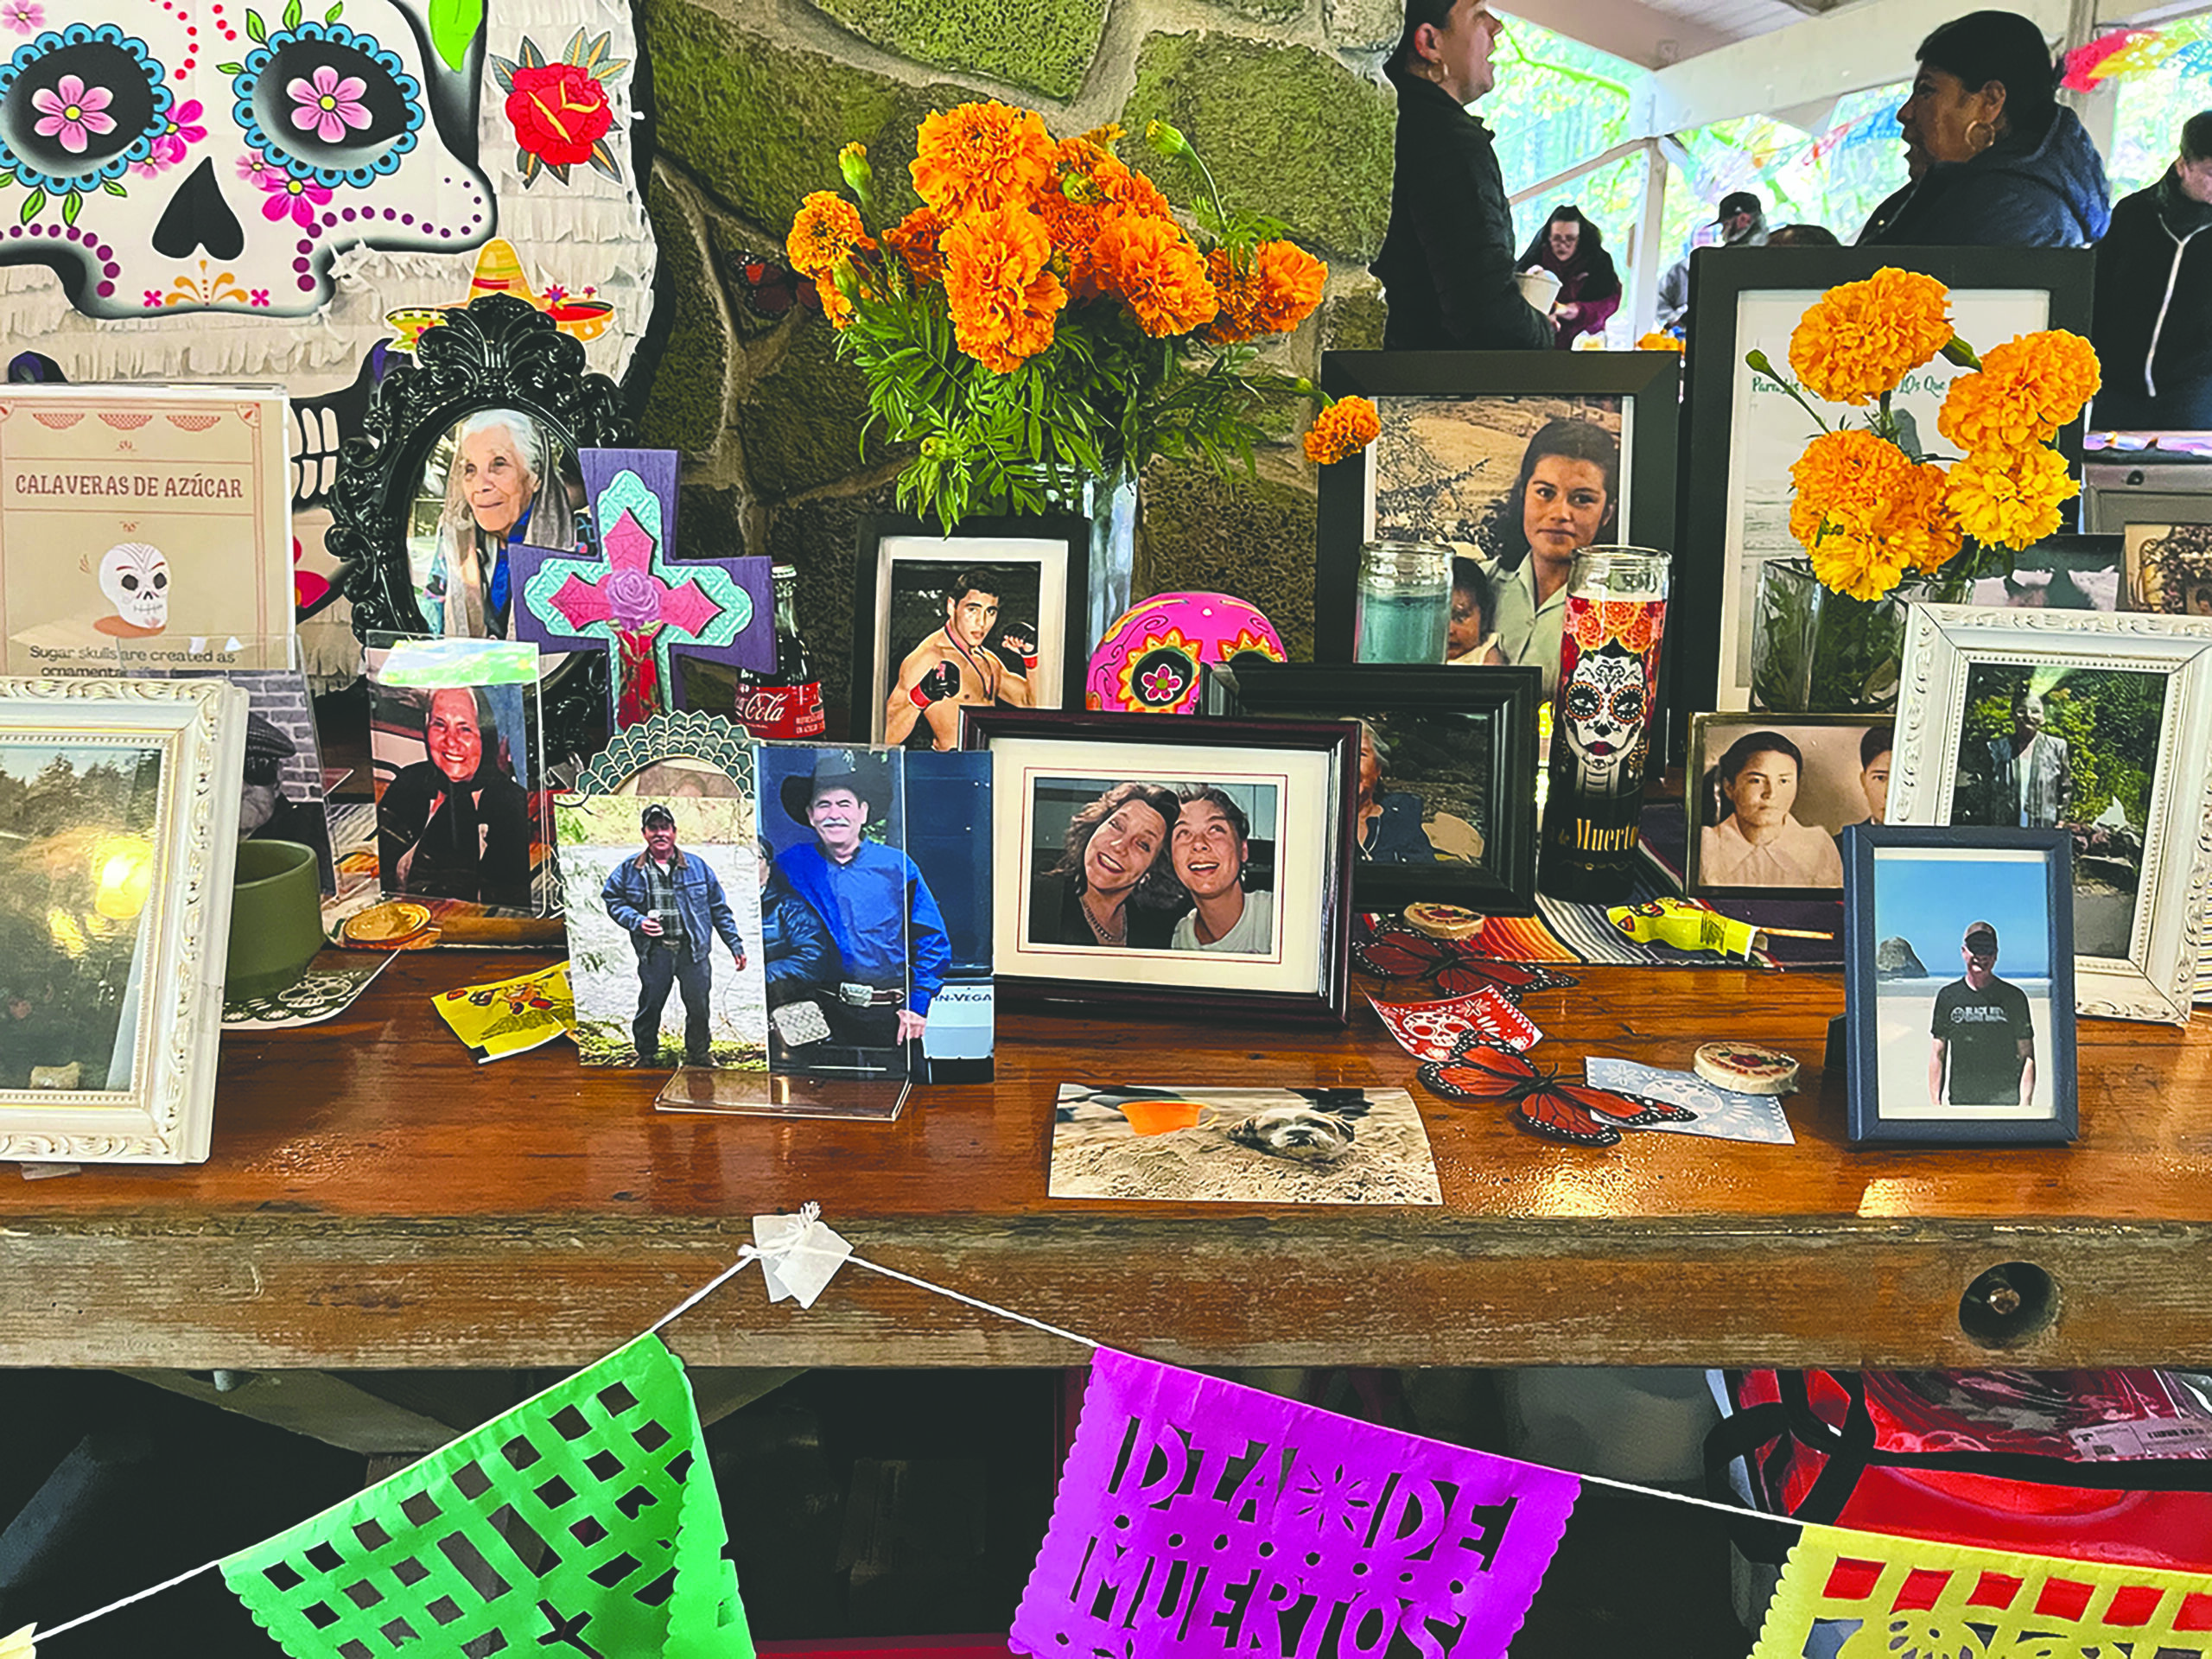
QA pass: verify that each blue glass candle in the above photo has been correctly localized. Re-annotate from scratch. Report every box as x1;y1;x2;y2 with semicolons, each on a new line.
1354;541;1450;664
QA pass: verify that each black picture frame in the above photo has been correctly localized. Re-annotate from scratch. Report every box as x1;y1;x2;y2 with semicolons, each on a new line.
850;512;1090;745
1685;711;1892;902
1678;245;2096;718
1841;823;2077;1146
334;293;637;764
962;709;1357;1024
1313;351;1682;665
1199;660;1541;916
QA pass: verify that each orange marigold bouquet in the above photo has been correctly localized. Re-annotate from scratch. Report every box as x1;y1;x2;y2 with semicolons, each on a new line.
786;103;1375;529
1749;268;2099;602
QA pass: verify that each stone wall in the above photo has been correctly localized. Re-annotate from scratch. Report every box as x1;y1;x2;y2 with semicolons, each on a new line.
631;0;1399;711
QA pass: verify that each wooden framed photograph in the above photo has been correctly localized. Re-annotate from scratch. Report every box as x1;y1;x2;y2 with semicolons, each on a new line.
1313;351;1681;688
1678;246;2094;713
1841;823;2077;1146
1887;603;2212;1023
963;709;1355;1023
1200;660;1541;915
1686;712;1893;900
2124;523;2212;615
852;513;1089;747
0;678;247;1166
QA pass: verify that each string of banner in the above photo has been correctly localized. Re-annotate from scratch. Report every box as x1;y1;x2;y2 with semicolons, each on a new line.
13;1206;2212;1659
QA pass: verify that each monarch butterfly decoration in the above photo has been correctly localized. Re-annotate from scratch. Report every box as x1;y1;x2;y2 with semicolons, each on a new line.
1417;1033;1696;1147
1352;925;1578;1002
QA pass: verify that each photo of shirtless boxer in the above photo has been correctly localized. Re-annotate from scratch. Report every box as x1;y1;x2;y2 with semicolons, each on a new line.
883;569;1039;750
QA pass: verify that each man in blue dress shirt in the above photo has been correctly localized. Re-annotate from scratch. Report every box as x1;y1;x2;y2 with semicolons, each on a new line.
774;754;950;1066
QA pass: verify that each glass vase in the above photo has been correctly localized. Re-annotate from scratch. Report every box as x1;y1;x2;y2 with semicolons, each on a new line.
1749;556;1963;715
1084;468;1140;652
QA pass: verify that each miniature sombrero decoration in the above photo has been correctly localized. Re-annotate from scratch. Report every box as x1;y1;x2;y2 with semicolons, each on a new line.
385;239;615;349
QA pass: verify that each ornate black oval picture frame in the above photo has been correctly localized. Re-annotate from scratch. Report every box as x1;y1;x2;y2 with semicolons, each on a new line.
333;292;636;762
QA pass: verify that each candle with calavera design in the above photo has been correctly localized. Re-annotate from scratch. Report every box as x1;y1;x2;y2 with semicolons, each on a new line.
1538;547;1669;902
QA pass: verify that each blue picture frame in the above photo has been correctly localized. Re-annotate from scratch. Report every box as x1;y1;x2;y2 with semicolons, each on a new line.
1840;823;2078;1146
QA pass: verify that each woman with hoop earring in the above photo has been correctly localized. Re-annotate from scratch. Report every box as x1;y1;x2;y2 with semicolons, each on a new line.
1859;10;2110;247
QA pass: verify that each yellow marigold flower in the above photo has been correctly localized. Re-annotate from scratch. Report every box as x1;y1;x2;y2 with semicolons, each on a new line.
1945;445;2080;550
1936;329;2102;455
910;100;1056;220
786;189;872;280
1786;433;1965;596
1789;429;1916;533
1788;268;1955;406
1891;460;1966;572
1096;213;1217;337
884;207;947;286
1204;240;1326;343
1304;396;1379;466
1803;519;1911;602
941;205;1065;373
1637;333;1684;353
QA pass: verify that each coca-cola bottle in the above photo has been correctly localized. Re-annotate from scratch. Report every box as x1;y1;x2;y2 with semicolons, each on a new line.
734;563;827;739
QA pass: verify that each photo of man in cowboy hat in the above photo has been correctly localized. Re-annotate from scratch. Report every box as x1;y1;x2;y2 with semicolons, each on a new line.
769;750;951;1074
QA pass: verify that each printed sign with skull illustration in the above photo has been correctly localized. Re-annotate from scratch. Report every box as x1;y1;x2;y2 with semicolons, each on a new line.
97;539;168;633
0;0;492;316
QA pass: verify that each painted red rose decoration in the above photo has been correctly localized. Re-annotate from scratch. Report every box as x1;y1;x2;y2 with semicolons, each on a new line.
489;29;628;187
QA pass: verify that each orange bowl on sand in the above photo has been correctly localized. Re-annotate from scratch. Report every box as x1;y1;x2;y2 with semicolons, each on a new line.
1120;1097;1204;1135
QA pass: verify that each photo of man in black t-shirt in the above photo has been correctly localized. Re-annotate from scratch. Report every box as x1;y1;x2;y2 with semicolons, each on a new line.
1929;920;2037;1107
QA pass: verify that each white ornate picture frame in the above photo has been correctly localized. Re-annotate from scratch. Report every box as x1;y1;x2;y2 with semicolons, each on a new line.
0;678;247;1164
1888;604;2212;1024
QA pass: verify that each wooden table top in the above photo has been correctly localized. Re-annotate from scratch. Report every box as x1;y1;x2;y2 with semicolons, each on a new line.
4;952;2209;1373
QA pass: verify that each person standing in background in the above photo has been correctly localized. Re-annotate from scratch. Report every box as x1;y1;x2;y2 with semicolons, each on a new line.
1372;0;1554;351
1517;205;1621;349
1655;191;1766;334
2092;110;2212;430
1858;10;2110;247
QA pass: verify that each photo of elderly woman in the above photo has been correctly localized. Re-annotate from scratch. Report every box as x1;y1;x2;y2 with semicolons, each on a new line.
410;408;582;639
1370;398;1624;695
1027;780;1184;948
369;639;546;913
1688;716;1890;896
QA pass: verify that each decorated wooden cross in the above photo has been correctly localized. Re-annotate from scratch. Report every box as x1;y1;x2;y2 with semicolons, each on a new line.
506;448;772;730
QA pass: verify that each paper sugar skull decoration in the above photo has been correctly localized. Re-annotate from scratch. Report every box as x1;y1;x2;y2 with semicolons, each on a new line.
95;540;168;634
1086;592;1287;715
0;0;494;318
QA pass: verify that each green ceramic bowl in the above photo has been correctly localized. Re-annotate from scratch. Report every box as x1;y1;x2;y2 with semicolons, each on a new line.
229;840;325;1001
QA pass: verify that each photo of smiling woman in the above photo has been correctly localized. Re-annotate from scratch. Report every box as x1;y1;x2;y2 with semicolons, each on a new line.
1168;785;1277;953
375;683;535;910
1027;781;1184;948
1480;417;1622;695
410;408;581;639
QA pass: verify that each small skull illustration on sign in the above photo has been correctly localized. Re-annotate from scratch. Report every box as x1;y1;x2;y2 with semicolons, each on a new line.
97;540;168;634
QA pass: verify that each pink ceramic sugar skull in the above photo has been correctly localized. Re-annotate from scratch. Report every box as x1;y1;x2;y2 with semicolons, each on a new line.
0;0;491;316
1086;591;1287;715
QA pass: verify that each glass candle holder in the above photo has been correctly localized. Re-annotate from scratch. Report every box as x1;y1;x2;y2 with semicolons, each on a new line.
1354;541;1451;664
1537;545;1671;903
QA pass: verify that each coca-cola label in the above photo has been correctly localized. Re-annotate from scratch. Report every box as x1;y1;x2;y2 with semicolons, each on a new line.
736;682;827;739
